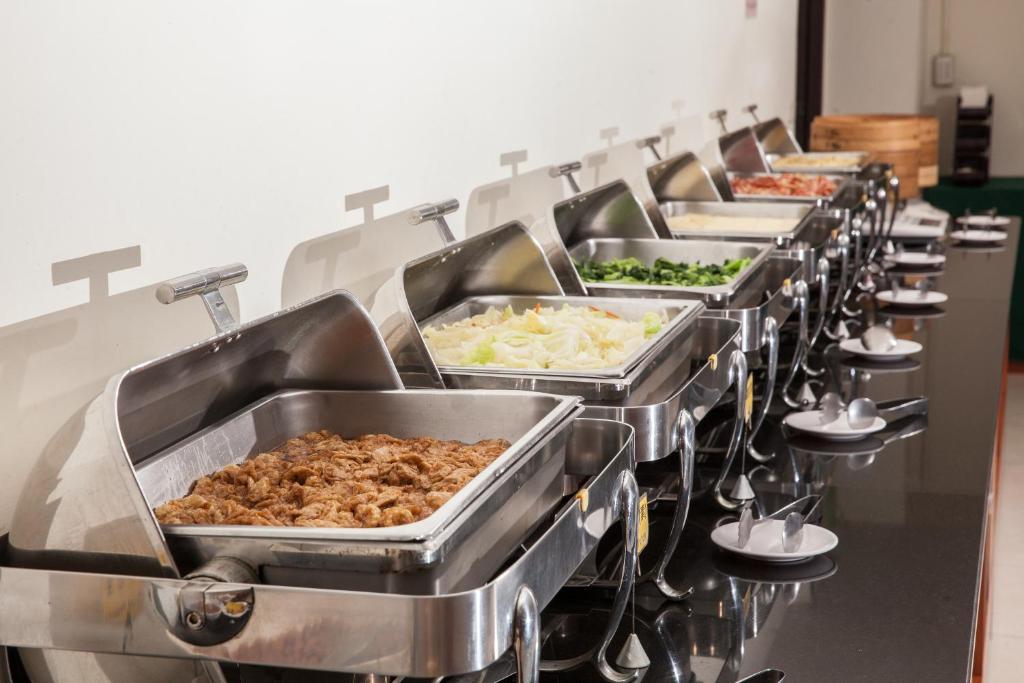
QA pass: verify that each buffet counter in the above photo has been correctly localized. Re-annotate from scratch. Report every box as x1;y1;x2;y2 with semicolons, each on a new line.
538;221;1019;682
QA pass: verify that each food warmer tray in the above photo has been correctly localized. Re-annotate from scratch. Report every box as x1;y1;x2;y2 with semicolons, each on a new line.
765;151;871;175
727;171;851;207
660;200;815;242
420;294;703;390
1;280;646;681
0;416;641;681
566;238;775;308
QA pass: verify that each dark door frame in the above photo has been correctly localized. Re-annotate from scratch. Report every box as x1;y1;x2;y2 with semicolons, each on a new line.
795;0;826;148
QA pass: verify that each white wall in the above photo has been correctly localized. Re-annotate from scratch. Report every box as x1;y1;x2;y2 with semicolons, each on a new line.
0;0;798;531
824;0;1024;175
823;0;925;115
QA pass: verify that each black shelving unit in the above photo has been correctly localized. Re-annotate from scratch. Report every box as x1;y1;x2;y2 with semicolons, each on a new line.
953;94;993;186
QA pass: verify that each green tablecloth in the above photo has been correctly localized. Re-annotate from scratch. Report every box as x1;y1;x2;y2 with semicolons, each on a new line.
923;177;1024;361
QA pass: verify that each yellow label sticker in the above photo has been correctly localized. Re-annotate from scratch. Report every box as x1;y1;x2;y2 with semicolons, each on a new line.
638;494;650;554
707;353;718;371
745;375;754;424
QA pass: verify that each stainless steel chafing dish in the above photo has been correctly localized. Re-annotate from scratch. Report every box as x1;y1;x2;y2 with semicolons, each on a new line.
726;171;851;207
2;269;649;682
418;295;703;401
375;217;748;596
766;151;871;175
141;387;581;594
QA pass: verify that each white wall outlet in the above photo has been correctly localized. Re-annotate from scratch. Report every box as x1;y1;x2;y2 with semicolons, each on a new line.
933;53;956;87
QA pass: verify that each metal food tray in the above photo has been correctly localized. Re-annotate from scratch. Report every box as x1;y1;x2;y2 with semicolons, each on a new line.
567;238;775;307
766;151;870;175
659;200;815;242
727;171;851;206
138;388;581;594
0;417;641;680
420;295;703;400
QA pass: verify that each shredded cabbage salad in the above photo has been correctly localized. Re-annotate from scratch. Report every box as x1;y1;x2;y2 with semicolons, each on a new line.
423;304;668;371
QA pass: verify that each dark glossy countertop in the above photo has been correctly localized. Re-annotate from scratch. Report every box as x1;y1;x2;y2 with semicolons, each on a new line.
540;221;1020;683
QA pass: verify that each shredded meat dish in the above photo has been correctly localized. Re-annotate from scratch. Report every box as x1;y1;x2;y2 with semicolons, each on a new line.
730;173;837;197
153;431;510;528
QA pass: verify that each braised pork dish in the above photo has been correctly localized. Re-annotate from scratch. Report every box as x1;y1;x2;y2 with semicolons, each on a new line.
154;431;510;528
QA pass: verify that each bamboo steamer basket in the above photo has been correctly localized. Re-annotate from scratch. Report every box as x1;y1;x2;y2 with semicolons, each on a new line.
916;116;939;188
811;114;938;197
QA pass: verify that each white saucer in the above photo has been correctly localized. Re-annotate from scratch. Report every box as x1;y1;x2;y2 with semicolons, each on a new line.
711;519;838;563
950;230;1008;243
889;223;945;240
839;337;923;361
955;215;1010;228
783;410;887;441
876;290;948;307
883;251;946;267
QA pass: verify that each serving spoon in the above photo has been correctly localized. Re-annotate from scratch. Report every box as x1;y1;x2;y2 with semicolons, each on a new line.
861;324;897;352
847;397;879;429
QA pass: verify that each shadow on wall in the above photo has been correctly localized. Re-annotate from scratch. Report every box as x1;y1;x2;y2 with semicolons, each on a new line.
463;164;567;237
280;186;450;311
0;246;239;531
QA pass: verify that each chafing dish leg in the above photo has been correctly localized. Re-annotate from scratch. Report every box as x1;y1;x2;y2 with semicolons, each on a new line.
781;281;812;409
806;256;831;350
713;352;749;510
513;586;540;683
747;317;779;463
652;410;696;600
800;259;829;379
593;472;640;683
824;231;851;340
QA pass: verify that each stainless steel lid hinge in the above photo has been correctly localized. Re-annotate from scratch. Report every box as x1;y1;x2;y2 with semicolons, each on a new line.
408;198;459;245
155;263;247;335
709;108;729;134
548;161;582;194
636;135;663;161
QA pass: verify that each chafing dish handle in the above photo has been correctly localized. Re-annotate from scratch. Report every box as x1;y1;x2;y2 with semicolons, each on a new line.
155;263;247;334
747;316;779;463
636;136;663;162
713;351;749;510
807;256;830;349
548;161;582;194
709;109;728;135
652;409;696;600
408;198;459;245
593;471;640;683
